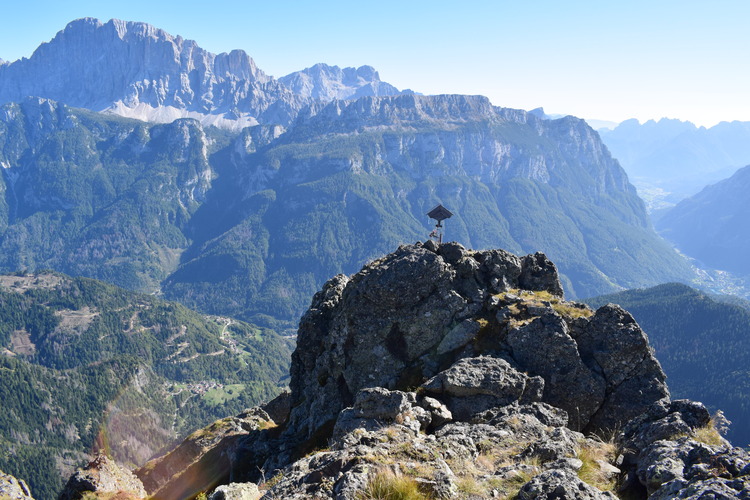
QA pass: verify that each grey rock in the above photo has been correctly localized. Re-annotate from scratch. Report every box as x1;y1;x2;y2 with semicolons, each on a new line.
621;399;710;454
650;476;750;499
59;453;146;500
521;426;580;463
332;388;424;443
209;482;261;500
544;458;584;471
286;243;568;446
279;63;403;101
137;408;275;500
431;459;458;499
506;312;606;430
516;468;617;499
352;387;412;420
419;396;453;428
436;319;481;355
637;439;692;493
519;252;564;296
437;241;470;265
628;433;750;498
0;470;34;500
422;356;543;420
260;390;291;426
0;18;310;128
474;402;569;428
577;304;671;432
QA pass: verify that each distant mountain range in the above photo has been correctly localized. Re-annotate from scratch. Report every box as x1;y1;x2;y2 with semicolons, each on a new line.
657;164;750;280
279;63;408;101
0;19;406;130
598;118;750;211
586;282;750;447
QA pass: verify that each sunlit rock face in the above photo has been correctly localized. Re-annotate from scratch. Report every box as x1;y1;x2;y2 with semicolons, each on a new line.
279;63;403;101
0;18;309;128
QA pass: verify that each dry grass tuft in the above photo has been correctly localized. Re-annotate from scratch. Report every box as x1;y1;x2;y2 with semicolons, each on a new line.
576;439;618;492
357;469;432;500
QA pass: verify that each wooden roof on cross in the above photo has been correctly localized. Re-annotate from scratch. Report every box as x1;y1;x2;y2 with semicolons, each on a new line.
426;204;453;222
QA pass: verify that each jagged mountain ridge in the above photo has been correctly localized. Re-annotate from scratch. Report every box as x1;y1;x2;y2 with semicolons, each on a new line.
598;118;750;209
0;18;309;129
0;18;410;130
279;63;404;101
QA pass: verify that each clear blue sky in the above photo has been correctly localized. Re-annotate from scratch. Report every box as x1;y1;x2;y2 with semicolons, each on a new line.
1;0;748;127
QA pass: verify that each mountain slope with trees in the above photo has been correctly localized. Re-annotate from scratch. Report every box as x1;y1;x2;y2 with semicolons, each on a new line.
0;271;291;500
0;95;695;330
656;164;750;278
163;94;693;327
585;282;750;447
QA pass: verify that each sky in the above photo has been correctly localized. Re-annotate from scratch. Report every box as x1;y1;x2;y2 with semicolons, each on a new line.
1;0;748;128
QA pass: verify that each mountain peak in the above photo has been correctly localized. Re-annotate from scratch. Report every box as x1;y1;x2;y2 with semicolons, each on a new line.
0;18;308;129
280;62;402;101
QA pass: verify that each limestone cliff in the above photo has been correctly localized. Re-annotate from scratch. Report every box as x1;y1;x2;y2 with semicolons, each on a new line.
279;63;403;101
0;18;309;129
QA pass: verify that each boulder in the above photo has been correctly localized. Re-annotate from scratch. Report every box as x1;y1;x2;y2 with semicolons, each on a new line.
284;242;661;450
136;408;275;500
516;468;617;499
422;356;544;420
208;482;261;500
59;453;146;500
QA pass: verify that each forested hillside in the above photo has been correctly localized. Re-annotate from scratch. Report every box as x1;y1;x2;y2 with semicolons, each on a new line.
585;283;750;447
0;272;291;500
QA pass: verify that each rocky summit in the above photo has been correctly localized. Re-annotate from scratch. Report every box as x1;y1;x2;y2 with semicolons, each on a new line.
61;243;749;500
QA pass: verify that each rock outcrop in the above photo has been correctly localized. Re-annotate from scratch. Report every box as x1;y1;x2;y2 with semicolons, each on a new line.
0;470;34;500
619;400;750;498
283;241;665;450
83;243;749;499
135;407;280;500
59;454;146;500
